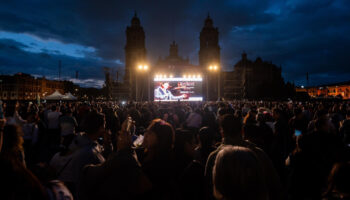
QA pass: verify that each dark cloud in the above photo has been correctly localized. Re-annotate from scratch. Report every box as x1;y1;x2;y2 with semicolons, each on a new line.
0;38;123;87
0;0;349;87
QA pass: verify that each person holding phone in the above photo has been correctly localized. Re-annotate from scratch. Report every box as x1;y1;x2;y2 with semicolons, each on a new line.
78;117;152;200
294;129;302;137
139;118;178;199
289;108;308;137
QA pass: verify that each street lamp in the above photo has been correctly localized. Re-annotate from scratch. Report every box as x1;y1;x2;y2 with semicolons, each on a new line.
207;64;220;101
136;64;150;101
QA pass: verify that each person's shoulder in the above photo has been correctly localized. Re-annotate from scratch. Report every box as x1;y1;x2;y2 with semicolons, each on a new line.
206;145;221;164
207;146;220;158
241;139;257;148
343;119;350;125
288;117;295;123
59;115;67;120
243;140;269;158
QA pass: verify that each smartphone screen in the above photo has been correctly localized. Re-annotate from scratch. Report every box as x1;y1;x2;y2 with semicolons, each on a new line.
295;129;302;136
133;135;144;147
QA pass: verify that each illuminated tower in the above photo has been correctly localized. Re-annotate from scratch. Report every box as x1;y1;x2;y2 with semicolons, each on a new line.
199;14;220;68
124;12;147;100
199;14;221;100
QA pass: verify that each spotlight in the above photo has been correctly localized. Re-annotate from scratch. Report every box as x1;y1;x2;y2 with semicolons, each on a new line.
214;65;218;70
143;65;148;70
209;66;213;70
138;65;143;70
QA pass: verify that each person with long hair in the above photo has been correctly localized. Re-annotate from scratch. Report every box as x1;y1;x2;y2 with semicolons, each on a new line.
0;124;47;200
1;124;26;166
141;118;178;199
213;146;268;200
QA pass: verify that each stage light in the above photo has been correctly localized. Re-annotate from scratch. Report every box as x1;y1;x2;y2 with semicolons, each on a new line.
143;65;148;70
138;65;143;70
170;74;173;78
214;65;218;70
209;66;213;70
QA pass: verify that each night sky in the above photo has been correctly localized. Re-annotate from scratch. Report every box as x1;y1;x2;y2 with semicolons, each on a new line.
0;0;349;88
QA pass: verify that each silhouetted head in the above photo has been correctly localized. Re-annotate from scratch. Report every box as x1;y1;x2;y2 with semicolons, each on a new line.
144;119;175;156
83;111;105;139
219;114;242;140
213;146;267;200
198;126;214;148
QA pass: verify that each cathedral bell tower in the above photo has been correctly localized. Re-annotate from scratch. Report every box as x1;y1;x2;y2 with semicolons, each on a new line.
124;12;147;100
199;14;220;68
199;14;221;100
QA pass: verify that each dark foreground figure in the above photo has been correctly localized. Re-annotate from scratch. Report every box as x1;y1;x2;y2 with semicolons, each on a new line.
0;100;349;200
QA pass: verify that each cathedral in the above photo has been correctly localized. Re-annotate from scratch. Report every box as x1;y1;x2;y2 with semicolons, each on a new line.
105;13;288;101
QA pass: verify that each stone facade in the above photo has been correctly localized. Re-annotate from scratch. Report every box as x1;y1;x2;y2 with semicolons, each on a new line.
224;53;286;99
0;73;75;100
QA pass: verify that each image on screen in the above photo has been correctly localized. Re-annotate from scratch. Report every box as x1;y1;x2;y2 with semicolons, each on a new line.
154;77;203;101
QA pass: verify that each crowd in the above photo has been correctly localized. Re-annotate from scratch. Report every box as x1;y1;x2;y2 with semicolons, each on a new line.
0;100;349;200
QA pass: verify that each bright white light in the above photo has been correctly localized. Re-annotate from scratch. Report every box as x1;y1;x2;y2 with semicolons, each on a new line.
138;65;143;70
301;85;304;88
209;66;213;70
154;77;203;82
214;65;218;70
154;97;203;102
143;65;148;70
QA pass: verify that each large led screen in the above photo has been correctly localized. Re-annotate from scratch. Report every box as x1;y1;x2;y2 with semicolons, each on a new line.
154;77;203;101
